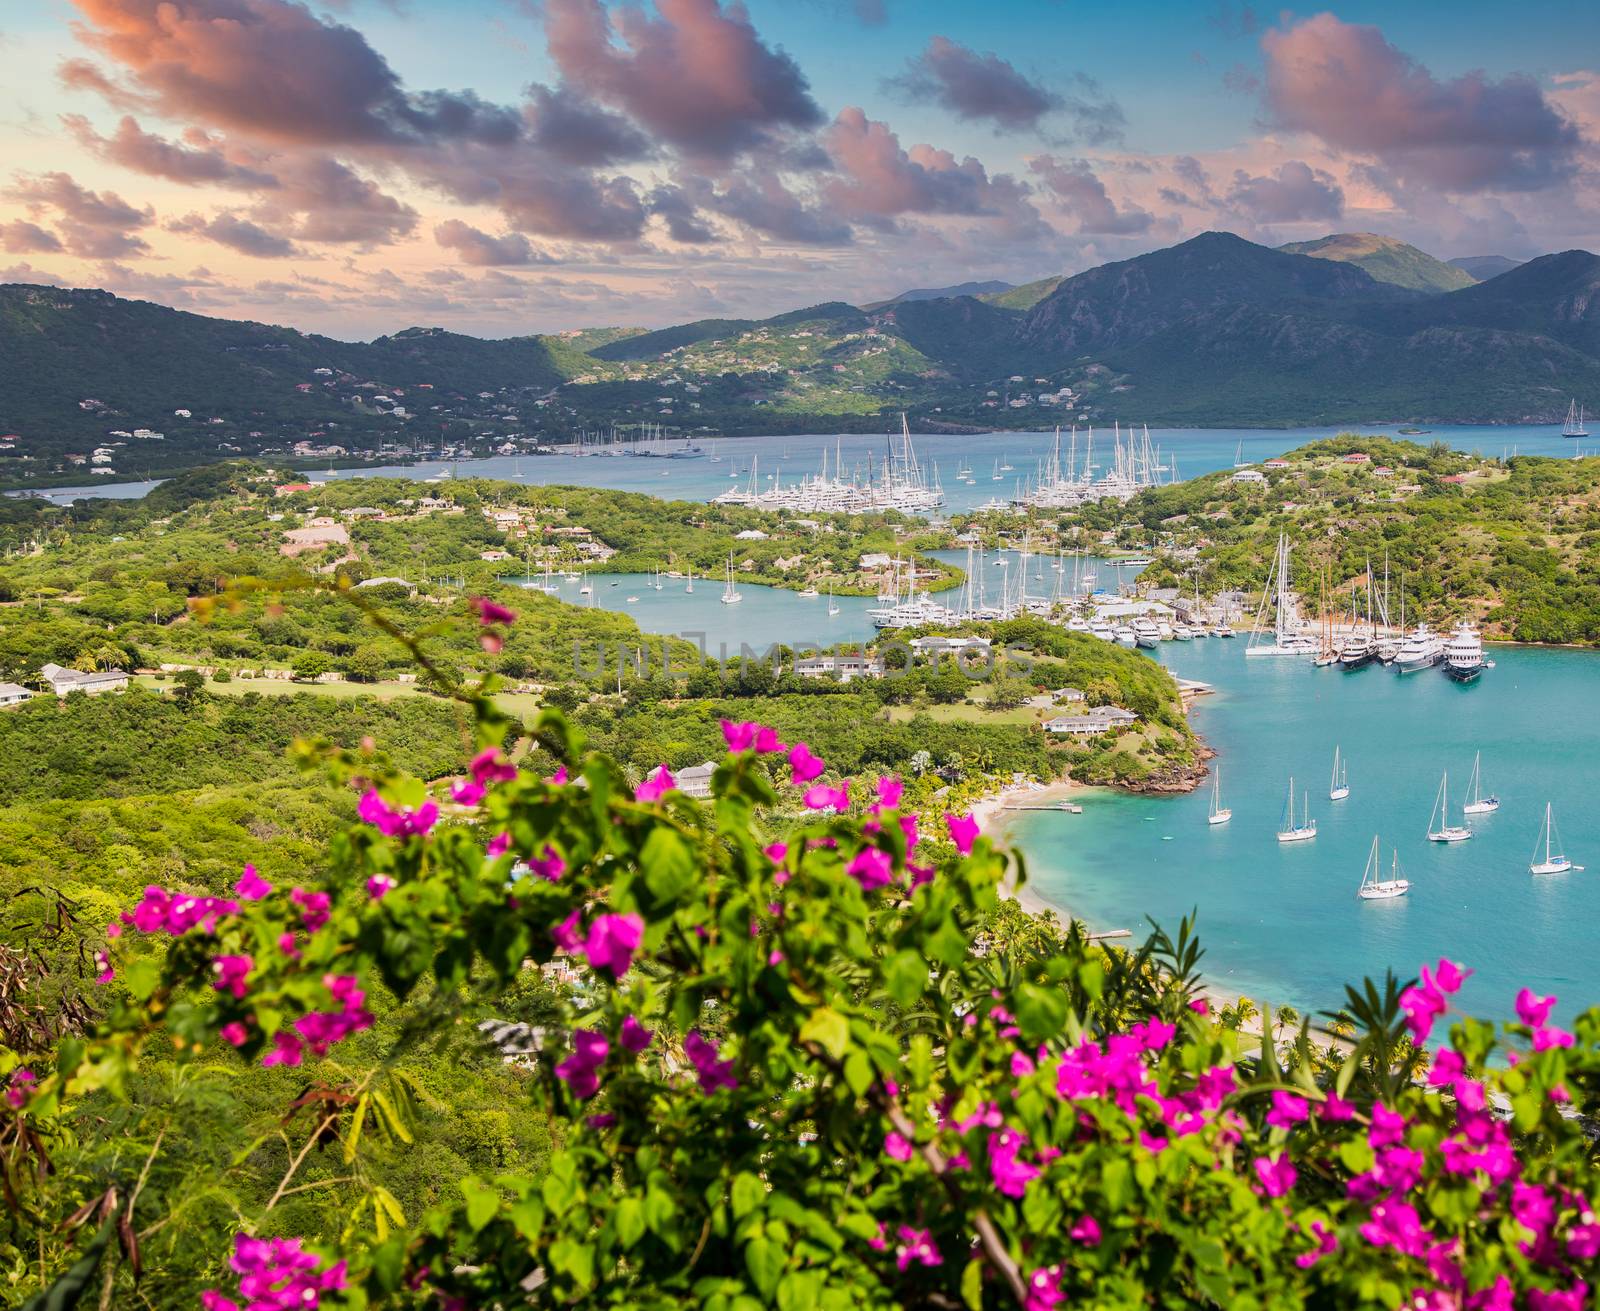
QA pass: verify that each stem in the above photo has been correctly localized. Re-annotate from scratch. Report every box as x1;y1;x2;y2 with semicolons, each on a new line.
262;1113;338;1214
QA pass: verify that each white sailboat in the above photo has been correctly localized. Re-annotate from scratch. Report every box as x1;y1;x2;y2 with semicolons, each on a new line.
720;553;742;605
1562;398;1588;439
799;584;820;598
1208;769;1232;826
827;582;840;617
1276;778;1316;843
1357;836;1411;901
1529;803;1576;875
1426;772;1472;842
1329;745;1350;801
684;567;693;595
1246;533;1317;656
1461;750;1498;815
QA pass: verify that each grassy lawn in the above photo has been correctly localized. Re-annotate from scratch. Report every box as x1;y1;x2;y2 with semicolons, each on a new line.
882;702;1044;727
135;675;546;719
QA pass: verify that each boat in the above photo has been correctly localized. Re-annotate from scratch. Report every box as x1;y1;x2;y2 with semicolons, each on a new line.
720;553;742;605
1232;440;1248;469
1132;617;1161;649
1246;534;1317;657
1208;769;1232;826
827;583;840;617
1171;624;1194;641
625;595;640;603
1462;751;1499;815
684;567;693;595
579;584;593;596
1113;625;1137;648
1529;803;1576;875
1276;779;1316;843
799;586;820;599
1337;630;1377;669
1394;623;1444;674
1562;398;1588;439
1357;836;1411;901
1442;624;1485;682
1329;746;1350;801
1215;625;1235;638
1426;771;1472;842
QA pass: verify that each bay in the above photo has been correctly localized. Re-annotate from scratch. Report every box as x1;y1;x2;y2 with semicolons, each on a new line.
28;422;1599;507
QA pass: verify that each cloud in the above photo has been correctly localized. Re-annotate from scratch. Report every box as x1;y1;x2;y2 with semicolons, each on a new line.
167;210;298;256
648;185;717;244
3;171;153;257
525;84;654;165
0;261;70;286
64;114;279;189
542;0;823;159
692;174;853;245
0;219;65;254
822;107;1040;230
1261;14;1584;192
1225;160;1344;223
65;0;521;147
433;219;552;266
891;37;1061;132
253;155;417;246
411;144;648;242
1028;156;1152;235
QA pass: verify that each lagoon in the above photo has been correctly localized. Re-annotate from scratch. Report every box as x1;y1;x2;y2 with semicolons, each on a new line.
29;422;1600;507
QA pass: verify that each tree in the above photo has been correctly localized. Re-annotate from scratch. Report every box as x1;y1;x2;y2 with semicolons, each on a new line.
290;650;332;681
347;646;387;683
171;669;205;706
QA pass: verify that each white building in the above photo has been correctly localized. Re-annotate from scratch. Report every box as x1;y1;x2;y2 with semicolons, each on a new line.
0;682;32;708
38;664;130;696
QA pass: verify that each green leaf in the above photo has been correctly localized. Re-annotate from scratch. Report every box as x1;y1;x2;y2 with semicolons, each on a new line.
882;950;927;1007
799;1006;849;1062
731;1172;766;1220
744;1235;785;1300
961;1257;985;1311
461;1179;499;1232
1013;981;1067;1042
19;1219;114;1311
342;1092;369;1164
1101;1157;1132;1210
120;957;159;1002
642;827;697;904
615;1197;646;1249
843;1050;874;1097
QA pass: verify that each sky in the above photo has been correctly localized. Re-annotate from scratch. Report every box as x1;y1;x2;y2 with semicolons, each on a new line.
1;0;1597;339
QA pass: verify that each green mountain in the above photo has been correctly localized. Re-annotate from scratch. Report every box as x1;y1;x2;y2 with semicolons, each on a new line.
862;280;1012;312
5;231;1600;485
1276;232;1476;292
1450;255;1524;281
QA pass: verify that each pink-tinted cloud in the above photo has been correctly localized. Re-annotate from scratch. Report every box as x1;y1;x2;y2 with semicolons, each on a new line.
4;171;153;257
66;0;519;147
1225;160;1344;223
254;155;416;246
690;173;852;245
892;37;1062;132
167;210;298;257
1028;156;1152;235
823;107;1038;229
64;114;278;189
412;144;648;243
525;85;654;166
543;0;823;159
0;219;65;255
1261;14;1583;192
434;219;552;267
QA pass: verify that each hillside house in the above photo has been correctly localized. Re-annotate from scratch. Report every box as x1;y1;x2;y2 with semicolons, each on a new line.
1044;707;1139;736
39;664;129;696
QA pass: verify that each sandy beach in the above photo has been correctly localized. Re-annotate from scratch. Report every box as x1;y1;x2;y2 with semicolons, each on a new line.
971;778;1085;920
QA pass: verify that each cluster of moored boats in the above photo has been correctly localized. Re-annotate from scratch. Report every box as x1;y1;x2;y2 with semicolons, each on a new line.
1206;749;1581;898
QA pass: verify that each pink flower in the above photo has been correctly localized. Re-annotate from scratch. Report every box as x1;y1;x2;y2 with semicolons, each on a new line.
847;846;893;892
94;951;113;984
803;783;849;812
366;874;395;900
262;1031;305;1068
1026;1265;1065;1311
472;596;517;626
1527;1285;1589;1311
874;775;903;809
1516;988;1557;1028
450;777;485;806
5;1068;36;1110
1360;1199;1427;1257
552;909;584;954
1431;958;1471;993
1428;1048;1465;1086
220;1022;249;1046
555;1030;609;1100
235;865;271;901
1320;1093;1356;1121
211;954;253;999
1295;1221;1338;1268
470;748;517;787
485;831;512;859
945;812;979;855
357;790;438;839
683;1031;737;1093
203;1234;347;1311
526;844;565;881
1189;997;1209;1015
1253;1153;1296;1197
721;719;755;752
1467;1277;1515;1311
635;765;676;803
763;841;788;867
546;765;569;785
1369;1102;1408;1148
988;1128;1040;1198
788;742;825;785
290;887;331;932
884;1131;913;1161
894;1226;942;1271
1069;1215;1101;1246
1266;1090;1309;1128
1568;1223;1600;1260
1534;1025;1575;1051
583;913;644;978
1399;978;1447;1044
619;1016;652;1053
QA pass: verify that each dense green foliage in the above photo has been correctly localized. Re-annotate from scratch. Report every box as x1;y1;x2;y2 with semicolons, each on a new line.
1277;233;1478;293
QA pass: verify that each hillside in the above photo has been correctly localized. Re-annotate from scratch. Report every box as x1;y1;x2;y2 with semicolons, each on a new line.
6;230;1600;485
1113;436;1600;644
861;279;1012;311
1277;232;1476;292
1450;255;1523;281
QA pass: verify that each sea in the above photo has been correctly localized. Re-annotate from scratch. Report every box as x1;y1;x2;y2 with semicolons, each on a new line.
24;421;1600;507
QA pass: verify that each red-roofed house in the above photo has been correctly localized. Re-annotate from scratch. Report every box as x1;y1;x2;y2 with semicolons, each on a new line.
275;482;315;497
1343;452;1371;464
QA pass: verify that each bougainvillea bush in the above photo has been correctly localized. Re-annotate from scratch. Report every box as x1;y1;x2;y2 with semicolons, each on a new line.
5;597;1600;1309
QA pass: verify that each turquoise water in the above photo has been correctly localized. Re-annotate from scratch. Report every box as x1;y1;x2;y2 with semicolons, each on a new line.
1009;641;1600;1026
37;422;1599;507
